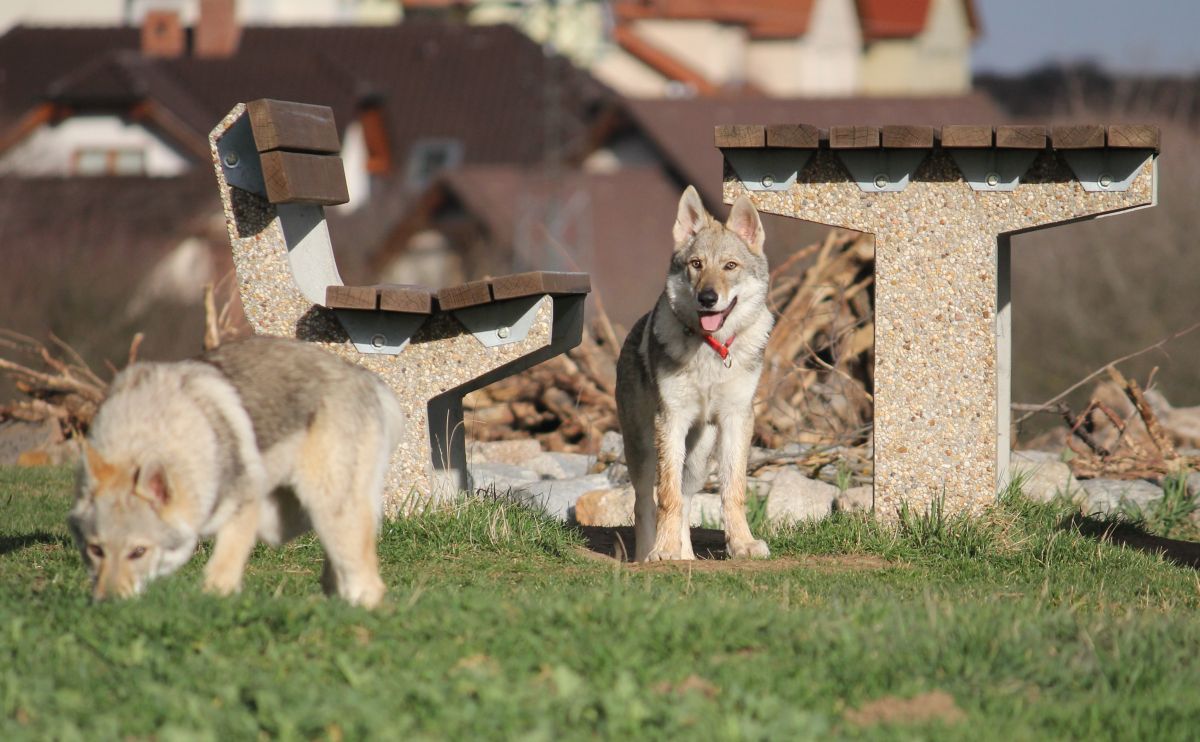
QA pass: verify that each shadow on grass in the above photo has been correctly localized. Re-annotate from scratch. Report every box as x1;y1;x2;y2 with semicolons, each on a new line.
1062;514;1200;569
573;525;728;562
0;531;65;556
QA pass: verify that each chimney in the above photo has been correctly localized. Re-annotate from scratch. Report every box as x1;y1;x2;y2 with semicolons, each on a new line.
195;0;241;59
141;10;185;58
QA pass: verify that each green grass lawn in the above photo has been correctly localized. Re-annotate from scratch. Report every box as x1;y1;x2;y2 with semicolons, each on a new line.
3;465;1200;740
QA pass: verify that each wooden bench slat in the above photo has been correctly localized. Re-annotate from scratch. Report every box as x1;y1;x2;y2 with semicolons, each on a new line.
881;125;934;148
714;124;765;148
379;284;434;314
940;125;992;148
491;271;591;300
437;279;494;310
829;126;880;149
1051;124;1105;149
260;151;349;205
995;125;1047;149
247;99;341;154
325;284;435;313
1107;124;1160;150
766;124;819;149
325;284;378;310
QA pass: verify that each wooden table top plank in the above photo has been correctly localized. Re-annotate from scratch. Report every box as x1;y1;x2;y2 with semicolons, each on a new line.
829;126;880;149
881;125;934;148
714;124;766;148
766;124;820;149
1050;124;1106;149
940;125;993;148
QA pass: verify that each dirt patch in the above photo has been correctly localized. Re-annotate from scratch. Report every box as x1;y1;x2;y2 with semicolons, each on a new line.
628;554;894;574
652;674;720;699
844;691;965;727
574;549;896;575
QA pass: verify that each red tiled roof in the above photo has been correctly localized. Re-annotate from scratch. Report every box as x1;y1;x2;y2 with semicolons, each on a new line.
857;0;980;41
615;0;978;41
615;0;815;38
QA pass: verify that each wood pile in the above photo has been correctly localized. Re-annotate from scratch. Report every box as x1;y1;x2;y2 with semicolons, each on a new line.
1056;366;1200;480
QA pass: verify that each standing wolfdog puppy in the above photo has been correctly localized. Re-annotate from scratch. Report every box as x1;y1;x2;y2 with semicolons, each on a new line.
616;186;773;561
68;336;403;607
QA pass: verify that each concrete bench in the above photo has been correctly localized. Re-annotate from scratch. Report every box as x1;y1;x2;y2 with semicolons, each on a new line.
209;99;589;514
717;123;1159;520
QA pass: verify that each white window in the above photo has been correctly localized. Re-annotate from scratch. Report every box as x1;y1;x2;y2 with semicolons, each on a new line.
72;148;147;176
405;139;463;190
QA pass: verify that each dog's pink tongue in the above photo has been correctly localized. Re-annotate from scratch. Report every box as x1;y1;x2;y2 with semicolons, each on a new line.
699;313;723;333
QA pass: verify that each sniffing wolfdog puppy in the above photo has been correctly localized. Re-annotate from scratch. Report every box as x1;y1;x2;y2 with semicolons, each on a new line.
616;186;773;561
68;336;403;607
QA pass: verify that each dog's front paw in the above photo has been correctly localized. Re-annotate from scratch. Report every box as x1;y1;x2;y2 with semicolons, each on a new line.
202;572;243;596
644;546;686;562
727;538;770;559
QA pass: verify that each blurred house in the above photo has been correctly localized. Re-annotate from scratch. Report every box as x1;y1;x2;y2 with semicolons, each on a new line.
373;93;1003;329
0;8;611;364
402;0;980;97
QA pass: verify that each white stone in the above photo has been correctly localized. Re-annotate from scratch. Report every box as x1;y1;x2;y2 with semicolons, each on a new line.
467;439;544;466
525;451;593;480
468;462;539;494
833;485;873;513
1078;478;1164;516
765;467;837;523
517;474;613;521
1009;451;1079;503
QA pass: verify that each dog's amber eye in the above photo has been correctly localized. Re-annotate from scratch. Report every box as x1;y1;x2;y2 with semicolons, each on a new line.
87;544;104;560
128;546;147;560
689;259;702;269
724;261;738;271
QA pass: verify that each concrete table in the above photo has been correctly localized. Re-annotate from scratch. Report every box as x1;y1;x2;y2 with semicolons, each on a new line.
718;123;1159;519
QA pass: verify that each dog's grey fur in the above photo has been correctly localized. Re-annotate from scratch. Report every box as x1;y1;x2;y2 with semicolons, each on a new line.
616;186;773;561
68;336;403;607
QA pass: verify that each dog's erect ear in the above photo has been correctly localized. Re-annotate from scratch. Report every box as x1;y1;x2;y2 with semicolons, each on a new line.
81;439;118;493
725;194;765;256
673;185;709;248
133;465;170;509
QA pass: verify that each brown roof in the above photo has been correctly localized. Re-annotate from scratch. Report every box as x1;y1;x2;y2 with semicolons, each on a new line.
0;22;611;171
617;93;1006;205
856;0;980;41
377;165;684;327
0;173;221;363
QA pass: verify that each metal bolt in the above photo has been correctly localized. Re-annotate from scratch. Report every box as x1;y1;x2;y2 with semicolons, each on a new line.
371;334;386;348
222;150;239;168
985;172;1000;187
497;326;510;339
761;174;775;188
873;173;889;189
1098;173;1113;189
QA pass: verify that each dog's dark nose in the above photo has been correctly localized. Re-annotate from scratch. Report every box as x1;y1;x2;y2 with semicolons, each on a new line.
698;288;718;308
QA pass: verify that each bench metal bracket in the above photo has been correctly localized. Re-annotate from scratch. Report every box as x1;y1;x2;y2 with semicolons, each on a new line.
453;296;542;348
216;115;266;198
837;149;929;193
724;149;814;192
1061;149;1154;193
949;149;1040;192
332;309;427;355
